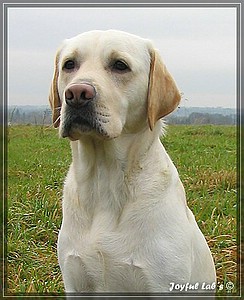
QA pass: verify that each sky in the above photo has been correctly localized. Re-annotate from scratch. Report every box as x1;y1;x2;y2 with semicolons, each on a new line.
7;6;237;108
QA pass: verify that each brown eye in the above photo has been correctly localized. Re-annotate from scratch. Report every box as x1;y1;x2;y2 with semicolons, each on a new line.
112;60;130;72
63;60;75;70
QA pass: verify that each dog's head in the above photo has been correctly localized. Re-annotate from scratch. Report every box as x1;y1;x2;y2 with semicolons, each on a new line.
49;30;181;140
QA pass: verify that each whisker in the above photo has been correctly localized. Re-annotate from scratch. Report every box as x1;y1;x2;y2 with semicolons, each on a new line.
53;115;61;127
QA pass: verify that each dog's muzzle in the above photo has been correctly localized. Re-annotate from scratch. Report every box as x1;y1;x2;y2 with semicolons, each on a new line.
60;83;110;140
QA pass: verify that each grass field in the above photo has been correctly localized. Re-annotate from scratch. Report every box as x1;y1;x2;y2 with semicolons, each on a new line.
6;124;238;296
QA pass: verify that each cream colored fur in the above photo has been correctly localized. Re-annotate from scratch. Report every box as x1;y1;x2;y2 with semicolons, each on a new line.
49;30;216;294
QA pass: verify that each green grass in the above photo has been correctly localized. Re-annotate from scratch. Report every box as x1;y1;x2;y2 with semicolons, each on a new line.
7;125;238;296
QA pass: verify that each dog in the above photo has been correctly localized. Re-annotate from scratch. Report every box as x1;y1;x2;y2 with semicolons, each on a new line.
49;30;216;294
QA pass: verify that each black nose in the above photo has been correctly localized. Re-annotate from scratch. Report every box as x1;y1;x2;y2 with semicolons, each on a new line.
65;83;96;107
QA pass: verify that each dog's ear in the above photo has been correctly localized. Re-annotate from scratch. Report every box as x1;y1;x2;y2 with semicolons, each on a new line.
49;51;61;128
147;49;181;130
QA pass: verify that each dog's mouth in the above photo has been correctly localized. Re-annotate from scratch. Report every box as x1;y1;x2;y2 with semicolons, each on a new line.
60;105;111;140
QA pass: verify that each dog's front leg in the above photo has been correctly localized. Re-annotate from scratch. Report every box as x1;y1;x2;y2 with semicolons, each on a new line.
62;255;95;293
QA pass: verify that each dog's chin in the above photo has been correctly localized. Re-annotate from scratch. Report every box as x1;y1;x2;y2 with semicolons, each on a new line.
60;121;116;141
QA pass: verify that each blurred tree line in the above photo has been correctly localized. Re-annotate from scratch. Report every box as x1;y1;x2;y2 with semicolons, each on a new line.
8;106;236;126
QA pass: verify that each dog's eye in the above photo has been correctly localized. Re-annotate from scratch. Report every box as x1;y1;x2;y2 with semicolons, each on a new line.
112;60;130;72
63;60;75;70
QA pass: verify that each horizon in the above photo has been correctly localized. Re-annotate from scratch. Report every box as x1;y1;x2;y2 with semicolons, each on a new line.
7;104;237;110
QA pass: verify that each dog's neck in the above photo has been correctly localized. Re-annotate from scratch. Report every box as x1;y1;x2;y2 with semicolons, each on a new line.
68;122;166;219
70;122;163;174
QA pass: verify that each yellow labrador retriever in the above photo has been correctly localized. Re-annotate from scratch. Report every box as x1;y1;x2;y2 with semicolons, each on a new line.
49;30;216;293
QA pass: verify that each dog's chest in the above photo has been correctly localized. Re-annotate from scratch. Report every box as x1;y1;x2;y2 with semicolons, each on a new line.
61;211;150;292
59;155;165;291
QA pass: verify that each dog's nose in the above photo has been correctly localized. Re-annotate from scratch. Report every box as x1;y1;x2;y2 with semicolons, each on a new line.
65;83;96;107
